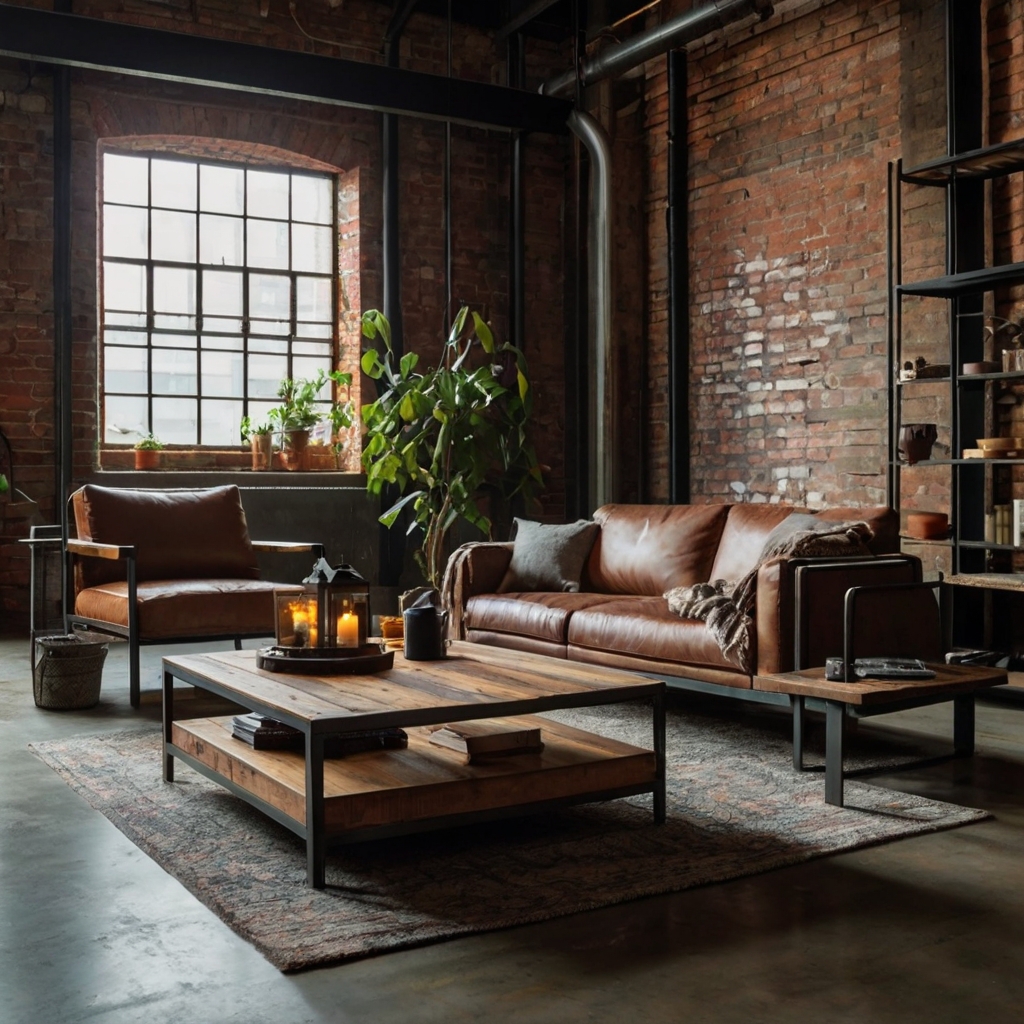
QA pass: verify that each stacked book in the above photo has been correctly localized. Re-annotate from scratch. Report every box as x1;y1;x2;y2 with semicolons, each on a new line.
428;719;544;764
231;713;407;757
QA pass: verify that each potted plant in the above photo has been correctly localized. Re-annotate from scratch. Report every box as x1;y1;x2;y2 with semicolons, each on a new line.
270;370;353;471
133;433;164;470
240;416;275;471
360;306;541;590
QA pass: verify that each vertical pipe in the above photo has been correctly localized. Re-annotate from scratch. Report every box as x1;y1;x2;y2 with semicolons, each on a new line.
443;0;453;321
567;109;614;512
507;30;525;355
53;0;73;612
667;50;690;504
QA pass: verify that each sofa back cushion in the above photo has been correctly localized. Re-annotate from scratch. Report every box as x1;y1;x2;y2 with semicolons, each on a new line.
585;504;731;596
72;484;260;587
709;504;900;582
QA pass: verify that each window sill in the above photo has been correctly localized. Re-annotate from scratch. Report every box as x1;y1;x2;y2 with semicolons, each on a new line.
89;468;366;489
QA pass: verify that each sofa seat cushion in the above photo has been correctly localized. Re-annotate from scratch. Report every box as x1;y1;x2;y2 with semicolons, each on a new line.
567;597;739;671
75;579;286;639
464;592;623;645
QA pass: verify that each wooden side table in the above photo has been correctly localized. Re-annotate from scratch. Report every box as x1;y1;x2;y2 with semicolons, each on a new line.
753;664;1007;806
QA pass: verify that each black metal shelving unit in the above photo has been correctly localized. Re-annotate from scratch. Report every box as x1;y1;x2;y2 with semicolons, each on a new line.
888;140;1024;643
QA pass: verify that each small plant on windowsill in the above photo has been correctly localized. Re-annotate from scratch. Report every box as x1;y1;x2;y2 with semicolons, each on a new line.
269;369;355;471
240;416;275;471
133;434;164;471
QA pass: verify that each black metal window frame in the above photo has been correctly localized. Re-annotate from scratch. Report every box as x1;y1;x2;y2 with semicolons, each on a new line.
99;149;339;447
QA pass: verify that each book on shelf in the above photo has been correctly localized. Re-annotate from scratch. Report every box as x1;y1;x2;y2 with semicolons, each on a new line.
428;719;543;763
1014;499;1024;547
231;713;407;757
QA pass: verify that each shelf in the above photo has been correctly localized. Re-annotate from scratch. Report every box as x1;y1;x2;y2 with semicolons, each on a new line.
899;535;952;546
901;138;1024;185
959;370;1024;382
960;540;1024;552
898;261;1024;298
895;458;1024;466
897;376;951;385
946;573;1024;593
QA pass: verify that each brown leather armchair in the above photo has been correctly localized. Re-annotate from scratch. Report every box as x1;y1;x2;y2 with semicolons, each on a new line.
66;484;323;708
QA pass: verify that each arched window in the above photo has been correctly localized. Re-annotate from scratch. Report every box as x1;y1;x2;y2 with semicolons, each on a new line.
100;151;337;447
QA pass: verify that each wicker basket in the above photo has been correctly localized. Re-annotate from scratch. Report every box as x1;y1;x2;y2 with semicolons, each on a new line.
33;634;109;710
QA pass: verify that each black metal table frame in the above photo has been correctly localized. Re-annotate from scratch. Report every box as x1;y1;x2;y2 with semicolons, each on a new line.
162;657;667;888
790;691;977;807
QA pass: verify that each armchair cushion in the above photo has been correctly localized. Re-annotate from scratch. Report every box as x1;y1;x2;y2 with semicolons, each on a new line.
74;578;286;639
72;484;260;588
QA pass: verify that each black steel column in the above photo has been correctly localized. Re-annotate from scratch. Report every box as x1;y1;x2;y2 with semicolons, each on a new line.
667;49;690;504
946;0;985;643
53;0;73;608
507;30;525;355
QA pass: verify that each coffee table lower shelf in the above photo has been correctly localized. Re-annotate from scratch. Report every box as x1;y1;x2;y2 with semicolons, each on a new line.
169;715;657;863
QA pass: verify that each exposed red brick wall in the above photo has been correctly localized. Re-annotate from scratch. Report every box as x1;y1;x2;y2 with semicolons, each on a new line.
0;0;571;627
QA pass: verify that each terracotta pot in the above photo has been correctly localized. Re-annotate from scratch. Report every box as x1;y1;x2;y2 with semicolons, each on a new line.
898;423;937;465
250;433;273;471
134;448;160;470
280;429;309;471
906;511;949;540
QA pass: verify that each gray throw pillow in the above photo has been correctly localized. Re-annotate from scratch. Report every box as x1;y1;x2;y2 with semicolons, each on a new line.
497;518;600;593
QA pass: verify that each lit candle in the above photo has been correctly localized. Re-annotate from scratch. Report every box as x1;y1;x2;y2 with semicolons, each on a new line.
337;612;359;648
308;622;318;647
291;606;309;646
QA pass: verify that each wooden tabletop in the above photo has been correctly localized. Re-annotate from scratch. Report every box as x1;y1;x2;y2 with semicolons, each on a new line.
163;640;664;731
753;662;1008;706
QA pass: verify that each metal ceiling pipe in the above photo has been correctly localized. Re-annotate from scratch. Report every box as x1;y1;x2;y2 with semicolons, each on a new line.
541;0;773;97
567;110;614;512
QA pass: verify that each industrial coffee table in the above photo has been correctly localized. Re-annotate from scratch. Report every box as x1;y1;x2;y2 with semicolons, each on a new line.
162;641;665;888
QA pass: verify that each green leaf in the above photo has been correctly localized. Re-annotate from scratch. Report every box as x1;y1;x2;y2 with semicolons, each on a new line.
472;312;494;353
517;368;529;401
399;394;416;422
399;351;419;378
379;489;424;528
361;350;382;378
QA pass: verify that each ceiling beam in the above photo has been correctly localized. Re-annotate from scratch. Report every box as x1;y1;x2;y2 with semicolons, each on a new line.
0;3;572;134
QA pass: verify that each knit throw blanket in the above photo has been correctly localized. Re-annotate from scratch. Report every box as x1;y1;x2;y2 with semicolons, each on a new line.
664;515;874;674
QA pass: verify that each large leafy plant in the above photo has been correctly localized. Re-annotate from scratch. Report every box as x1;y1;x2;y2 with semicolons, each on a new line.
360;306;541;589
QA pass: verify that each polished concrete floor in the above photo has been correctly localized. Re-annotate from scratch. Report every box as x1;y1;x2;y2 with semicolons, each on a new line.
3;636;1024;1024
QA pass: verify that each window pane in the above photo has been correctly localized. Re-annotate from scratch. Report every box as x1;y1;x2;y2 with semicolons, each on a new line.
293;357;331;391
203;317;243;336
103;154;148;206
247;219;289;269
296;276;332;321
291;224;332;274
151;159;197;211
248;354;288;398
200;164;244;215
103;205;148;259
201;334;243;352
152;333;196;349
104;262;146;312
296;323;332;340
247;169;289;219
246;401;278;427
292;175;332;224
104;311;147;329
248;337;288;353
151;209;196;263
104;329;146;347
153;267;196;314
293;340;332;356
105;395;149;443
203;269;243;315
199;214;243;266
152;349;197;395
201;351;243;397
249;273;290;319
104;347;147;394
201;400;242;446
153;398;197;444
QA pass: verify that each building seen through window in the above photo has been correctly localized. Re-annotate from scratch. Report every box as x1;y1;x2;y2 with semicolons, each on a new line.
101;152;336;446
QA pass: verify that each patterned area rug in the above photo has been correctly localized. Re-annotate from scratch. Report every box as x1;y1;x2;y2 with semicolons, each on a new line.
30;701;987;972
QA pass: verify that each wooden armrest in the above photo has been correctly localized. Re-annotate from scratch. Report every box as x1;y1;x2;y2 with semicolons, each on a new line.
66;539;135;560
251;540;324;554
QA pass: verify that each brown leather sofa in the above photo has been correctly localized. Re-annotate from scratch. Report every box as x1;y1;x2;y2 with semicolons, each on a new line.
66;484;320;707
448;503;928;697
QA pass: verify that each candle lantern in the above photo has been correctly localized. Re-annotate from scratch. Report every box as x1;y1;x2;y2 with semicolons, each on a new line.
261;559;392;673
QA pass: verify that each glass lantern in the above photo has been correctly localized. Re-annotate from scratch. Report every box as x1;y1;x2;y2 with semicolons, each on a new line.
273;559;369;652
